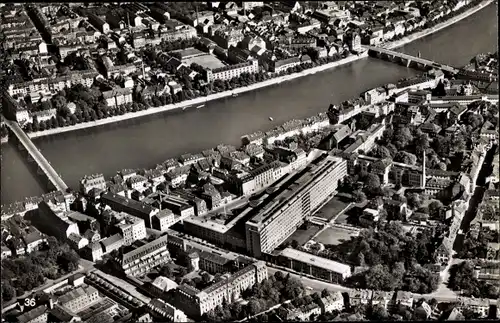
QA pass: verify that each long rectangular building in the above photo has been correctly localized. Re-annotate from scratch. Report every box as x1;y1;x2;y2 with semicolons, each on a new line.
278;247;351;284
245;154;347;257
121;234;170;276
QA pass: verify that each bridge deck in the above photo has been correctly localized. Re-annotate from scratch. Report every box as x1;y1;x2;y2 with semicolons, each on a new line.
6;120;68;192
363;45;459;73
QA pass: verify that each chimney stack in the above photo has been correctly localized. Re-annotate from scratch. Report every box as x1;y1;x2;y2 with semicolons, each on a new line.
422;150;426;189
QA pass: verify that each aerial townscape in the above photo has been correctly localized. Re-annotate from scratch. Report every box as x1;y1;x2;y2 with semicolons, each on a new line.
0;1;498;323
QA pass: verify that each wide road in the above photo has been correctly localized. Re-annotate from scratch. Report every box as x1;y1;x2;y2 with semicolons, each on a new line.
267;265;497;304
1;3;497;204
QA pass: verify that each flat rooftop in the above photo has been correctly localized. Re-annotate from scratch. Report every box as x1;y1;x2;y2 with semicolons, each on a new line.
249;154;344;225
280;247;351;276
167;230;243;262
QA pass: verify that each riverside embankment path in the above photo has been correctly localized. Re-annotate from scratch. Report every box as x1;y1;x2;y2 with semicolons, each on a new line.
1;1;497;204
21;0;494;141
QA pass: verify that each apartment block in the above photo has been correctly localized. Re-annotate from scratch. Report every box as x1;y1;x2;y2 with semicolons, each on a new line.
121;234;170;276
207;59;259;82
115;212;147;246
173;261;267;318
57;285;99;313
100;192;159;228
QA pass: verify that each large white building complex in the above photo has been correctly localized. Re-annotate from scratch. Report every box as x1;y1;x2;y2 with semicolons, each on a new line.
245;154;347;257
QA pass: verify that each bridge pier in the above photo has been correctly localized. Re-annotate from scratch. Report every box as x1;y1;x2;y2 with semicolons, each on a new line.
406;59;411;67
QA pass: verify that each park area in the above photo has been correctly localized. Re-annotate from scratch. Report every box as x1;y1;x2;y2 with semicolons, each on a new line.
315;226;359;246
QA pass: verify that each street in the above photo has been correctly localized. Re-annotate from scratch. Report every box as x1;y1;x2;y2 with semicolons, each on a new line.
267;263;497;304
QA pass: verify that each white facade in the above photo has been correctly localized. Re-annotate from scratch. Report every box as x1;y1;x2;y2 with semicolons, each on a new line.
246;155;347;257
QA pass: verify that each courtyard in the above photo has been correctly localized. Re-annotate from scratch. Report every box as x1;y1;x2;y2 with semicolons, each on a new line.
315;226;359;246
183;53;226;70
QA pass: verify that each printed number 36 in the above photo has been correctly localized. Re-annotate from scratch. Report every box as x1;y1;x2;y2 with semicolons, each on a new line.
24;298;36;307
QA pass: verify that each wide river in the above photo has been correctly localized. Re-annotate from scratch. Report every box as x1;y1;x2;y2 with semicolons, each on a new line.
1;5;497;205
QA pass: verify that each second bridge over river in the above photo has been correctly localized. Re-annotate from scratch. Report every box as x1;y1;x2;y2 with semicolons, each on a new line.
364;45;460;74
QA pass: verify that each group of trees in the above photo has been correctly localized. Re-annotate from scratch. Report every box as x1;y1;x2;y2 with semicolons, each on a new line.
263;289;338;322
341;169;393;202
448;261;499;299
377;124;459;169
1;236;80;303
1;124;8;138
457;228;498;259
318;221;441;294
203;271;306;321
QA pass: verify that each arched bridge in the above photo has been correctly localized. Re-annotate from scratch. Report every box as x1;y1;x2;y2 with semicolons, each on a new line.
6;120;68;192
363;45;460;74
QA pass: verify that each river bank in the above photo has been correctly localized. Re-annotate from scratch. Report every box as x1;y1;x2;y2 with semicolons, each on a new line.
386;0;494;50
23;0;493;140
26;53;368;139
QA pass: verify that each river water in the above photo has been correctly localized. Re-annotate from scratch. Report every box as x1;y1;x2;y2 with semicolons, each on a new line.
1;4;497;205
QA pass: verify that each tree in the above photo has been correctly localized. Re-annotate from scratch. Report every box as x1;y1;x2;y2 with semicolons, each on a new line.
57;250;80;272
201;272;211;284
321;288;330;298
395;151;417;165
371;304;388;320
247;299;261;316
432;80;447;97
274;271;284;281
231;302;244;319
32;118;39;132
39;120;46;131
353;190;367;203
24;123;33;133
364;174;381;190
428;200;444;218
372;145;392;159
160;265;174;278
1;280;15;302
406;193;422;210
178;267;188;277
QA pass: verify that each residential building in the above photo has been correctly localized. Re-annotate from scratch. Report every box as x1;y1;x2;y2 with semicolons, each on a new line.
14;305;48;323
318;292;345;313
457;298;490;318
173;261;267;318
58;285;100;313
115;212;147;246
121;234;170;276
80;174;107;194
348;289;373;307
33;202;80;242
236;161;284;196
147;299;187;322
84;242;104;262
100;233;124;254
100;192;159;228
207;59;259;82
